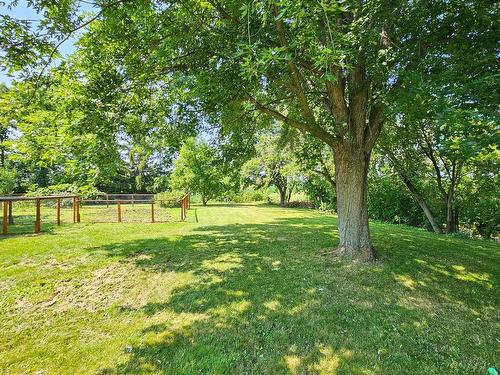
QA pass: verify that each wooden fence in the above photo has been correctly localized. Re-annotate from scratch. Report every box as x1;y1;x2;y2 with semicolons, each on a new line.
1;194;191;235
0;195;79;235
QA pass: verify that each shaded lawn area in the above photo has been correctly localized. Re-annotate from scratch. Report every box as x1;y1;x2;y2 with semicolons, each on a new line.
0;204;498;374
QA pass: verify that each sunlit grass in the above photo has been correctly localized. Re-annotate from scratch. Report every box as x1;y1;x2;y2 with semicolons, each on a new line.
0;203;498;374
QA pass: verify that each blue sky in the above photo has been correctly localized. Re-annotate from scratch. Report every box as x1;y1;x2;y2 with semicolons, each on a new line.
0;1;94;85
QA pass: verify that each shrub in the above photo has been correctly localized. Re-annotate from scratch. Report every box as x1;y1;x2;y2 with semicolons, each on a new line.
224;189;268;203
241;190;266;202
156;190;185;208
368;177;428;227
302;176;336;210
285;201;314;209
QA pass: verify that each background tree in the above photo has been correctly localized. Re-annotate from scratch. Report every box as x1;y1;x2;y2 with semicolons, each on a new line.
170;138;224;205
242;131;301;207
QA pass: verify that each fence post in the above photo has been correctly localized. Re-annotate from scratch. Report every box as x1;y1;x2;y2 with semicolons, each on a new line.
57;198;61;225
76;197;81;223
151;202;155;223
72;197;76;223
180;196;187;221
181;197;184;221
2;201;8;235
8;201;14;224
117;201;122;223
34;199;41;233
106;194;109;208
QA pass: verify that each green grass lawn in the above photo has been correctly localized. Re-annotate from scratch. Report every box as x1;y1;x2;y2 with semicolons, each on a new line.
0;204;498;374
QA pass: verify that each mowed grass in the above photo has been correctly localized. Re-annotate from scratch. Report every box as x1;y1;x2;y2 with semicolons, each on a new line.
0;204;498;374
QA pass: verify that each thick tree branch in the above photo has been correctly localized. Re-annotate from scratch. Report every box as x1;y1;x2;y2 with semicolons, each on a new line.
325;66;349;125
245;93;336;147
348;57;369;145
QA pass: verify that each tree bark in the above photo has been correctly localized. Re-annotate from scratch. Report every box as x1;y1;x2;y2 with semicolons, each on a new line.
445;198;459;233
286;182;294;204
333;144;376;261
201;194;207;206
278;188;287;207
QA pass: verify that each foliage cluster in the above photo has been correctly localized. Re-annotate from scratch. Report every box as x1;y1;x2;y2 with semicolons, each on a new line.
156;190;186;208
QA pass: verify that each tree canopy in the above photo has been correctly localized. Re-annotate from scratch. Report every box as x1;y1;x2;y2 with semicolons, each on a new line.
0;0;498;257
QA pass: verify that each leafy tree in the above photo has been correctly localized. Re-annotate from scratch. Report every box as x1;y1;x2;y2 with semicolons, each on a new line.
378;1;499;234
381;79;499;234
242;132;301;206
170;138;224;205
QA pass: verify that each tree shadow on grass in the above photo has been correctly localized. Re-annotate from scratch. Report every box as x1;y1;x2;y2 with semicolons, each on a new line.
92;216;499;374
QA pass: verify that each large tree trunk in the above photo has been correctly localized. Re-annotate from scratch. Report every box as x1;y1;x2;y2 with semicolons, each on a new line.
333;144;376;261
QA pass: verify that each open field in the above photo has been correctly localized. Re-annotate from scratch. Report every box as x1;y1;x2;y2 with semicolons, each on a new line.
0;204;498;374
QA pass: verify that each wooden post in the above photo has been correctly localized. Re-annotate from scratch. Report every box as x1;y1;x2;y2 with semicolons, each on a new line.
151;202;155;223
180;196;187;221
8;201;14;224
34;199;41;233
72;197;76;223
76;197;80;223
57;198;61;225
2;201;8;235
117;201;122;223
181;198;184;221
